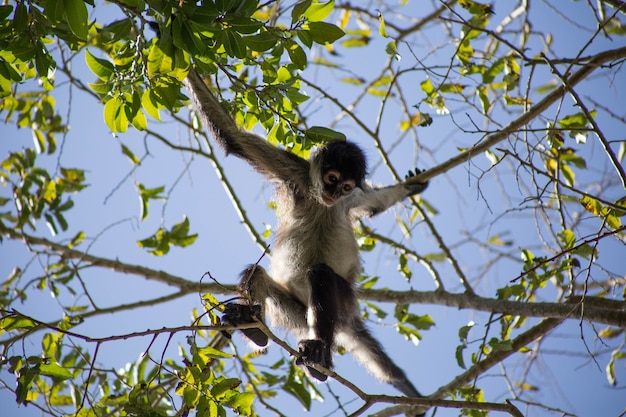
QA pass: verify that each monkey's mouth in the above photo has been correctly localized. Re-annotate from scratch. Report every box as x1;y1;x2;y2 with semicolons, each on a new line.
321;192;337;206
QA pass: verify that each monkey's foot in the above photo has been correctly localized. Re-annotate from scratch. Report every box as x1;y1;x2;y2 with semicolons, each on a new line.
296;339;332;381
222;303;268;347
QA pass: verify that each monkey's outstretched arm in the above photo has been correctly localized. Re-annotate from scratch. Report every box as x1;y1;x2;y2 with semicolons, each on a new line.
347;183;427;219
184;69;309;182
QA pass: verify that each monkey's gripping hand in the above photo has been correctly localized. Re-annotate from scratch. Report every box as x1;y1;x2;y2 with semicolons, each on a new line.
296;339;332;382
221;303;269;347
404;168;429;197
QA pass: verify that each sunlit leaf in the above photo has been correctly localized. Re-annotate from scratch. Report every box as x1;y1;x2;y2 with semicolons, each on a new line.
40;362;73;379
304;0;334;22
85;50;114;80
378;11;388;38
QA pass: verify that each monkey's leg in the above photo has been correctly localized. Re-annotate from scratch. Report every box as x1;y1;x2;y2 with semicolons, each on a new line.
338;320;425;408
224;265;309;347
296;264;351;381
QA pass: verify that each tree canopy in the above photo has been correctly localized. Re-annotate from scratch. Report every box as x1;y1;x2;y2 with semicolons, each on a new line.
1;1;625;417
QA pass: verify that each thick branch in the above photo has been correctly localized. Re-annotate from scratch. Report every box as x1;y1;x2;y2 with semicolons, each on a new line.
365;289;626;328
0;225;202;291
3;226;624;327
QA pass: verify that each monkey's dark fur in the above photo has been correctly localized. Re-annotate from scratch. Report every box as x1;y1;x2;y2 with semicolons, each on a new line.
184;68;428;411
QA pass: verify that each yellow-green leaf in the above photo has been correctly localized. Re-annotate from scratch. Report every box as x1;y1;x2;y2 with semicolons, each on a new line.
378;11;388;38
40;362;73;380
85;50;114;80
304;0;334;22
42;180;57;202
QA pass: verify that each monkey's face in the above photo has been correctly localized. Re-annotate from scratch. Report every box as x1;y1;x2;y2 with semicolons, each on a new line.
320;168;356;206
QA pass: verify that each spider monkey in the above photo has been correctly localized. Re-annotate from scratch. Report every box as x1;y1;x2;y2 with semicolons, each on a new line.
184;69;428;411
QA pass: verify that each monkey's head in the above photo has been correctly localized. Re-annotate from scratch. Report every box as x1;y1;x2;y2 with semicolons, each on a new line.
311;140;367;206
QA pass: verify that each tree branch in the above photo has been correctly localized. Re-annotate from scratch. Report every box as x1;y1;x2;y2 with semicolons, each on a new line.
404;46;626;185
430;318;563;398
3;226;623;327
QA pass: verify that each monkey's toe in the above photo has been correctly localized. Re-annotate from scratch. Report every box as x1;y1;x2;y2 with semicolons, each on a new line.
222;303;268;346
297;339;332;381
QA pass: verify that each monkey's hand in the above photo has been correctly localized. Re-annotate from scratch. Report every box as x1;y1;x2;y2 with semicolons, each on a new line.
404;168;429;197
296;339;332;381
221;303;269;347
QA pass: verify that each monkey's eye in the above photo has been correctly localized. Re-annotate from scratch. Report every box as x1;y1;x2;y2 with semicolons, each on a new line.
341;180;356;195
323;170;341;185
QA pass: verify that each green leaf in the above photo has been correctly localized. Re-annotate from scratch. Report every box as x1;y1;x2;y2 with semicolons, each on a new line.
42;180;57;203
308;21;345;45
286;40;307;70
557;229;575;249
104;97;122;133
225;30;247;59
183;385;200;407
405;314;436;330
396;324;421;345
304;0;334;22
292;0;312;23
131;108;147;131
195;345;233;362
102;18;133;41
440;83;465;93
420;78;435;95
147;38;188;79
121;144;140;165
378;11;388;38
68;231;85;248
503;95;529;106
1;316;37;332
560;164;575;186
458;321;474;343
138;216;198;255
142;89;162;121
483;58;505;83
581;195;601;216
243;31;276;52
455;345;467;369
223;392;255;415
63;0;89;41
85;50;114;80
39;362;73;380
138;183;165;220
397;253;412;279
12;3;28;33
459;0;494;15
385;40;399;59
0;5;14;22
488;338;513;352
477;86;490;113
456;39;474;65
304;126;346;143
364;301;387;319
283;366;311;410
340;77;365;85
546;123;565;149
210;378;241;397
558;111;592;129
